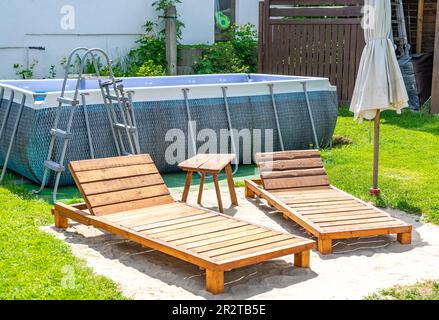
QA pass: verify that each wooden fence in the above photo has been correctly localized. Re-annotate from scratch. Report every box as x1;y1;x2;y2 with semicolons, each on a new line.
258;0;365;104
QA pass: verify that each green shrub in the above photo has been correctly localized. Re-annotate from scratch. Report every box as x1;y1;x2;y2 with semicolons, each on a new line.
128;22;167;72
136;60;166;76
192;23;258;74
231;23;258;73
193;42;250;74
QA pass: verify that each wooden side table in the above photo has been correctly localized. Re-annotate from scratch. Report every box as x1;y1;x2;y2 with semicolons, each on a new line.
178;154;238;213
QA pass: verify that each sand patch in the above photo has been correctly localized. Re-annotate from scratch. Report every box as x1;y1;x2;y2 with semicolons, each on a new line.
43;188;439;299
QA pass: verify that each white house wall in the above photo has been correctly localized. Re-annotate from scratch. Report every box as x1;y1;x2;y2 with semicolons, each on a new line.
0;0;259;79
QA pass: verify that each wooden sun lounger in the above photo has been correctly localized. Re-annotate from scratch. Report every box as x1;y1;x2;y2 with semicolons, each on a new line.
244;150;412;255
52;154;315;294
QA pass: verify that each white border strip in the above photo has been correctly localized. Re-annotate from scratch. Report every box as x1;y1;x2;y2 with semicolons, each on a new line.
0;74;336;109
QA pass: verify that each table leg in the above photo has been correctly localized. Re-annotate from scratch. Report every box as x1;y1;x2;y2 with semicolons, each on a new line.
182;171;193;202
198;172;206;205
225;164;238;205
212;174;224;213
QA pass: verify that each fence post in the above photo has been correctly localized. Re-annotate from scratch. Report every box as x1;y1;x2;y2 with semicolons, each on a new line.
258;0;265;73
431;0;439;114
165;5;177;76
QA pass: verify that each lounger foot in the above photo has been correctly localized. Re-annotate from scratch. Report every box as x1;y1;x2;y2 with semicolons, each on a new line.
206;269;224;295
397;232;412;245
245;184;255;198
53;209;69;229
294;250;310;268
318;239;333;254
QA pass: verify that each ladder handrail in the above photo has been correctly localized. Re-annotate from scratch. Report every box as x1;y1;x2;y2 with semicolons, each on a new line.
32;47;141;203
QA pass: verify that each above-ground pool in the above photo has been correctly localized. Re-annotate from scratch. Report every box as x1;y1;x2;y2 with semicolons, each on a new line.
0;73;338;186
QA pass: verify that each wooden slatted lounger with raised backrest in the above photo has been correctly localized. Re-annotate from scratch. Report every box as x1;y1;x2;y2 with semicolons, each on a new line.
244;150;412;255
52;154;316;294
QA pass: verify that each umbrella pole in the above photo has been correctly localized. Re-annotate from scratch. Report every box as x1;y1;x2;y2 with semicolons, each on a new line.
370;110;381;195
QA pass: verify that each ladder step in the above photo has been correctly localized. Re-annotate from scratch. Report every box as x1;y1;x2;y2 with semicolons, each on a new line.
101;79;123;87
57;97;79;105
113;123;137;132
44;160;65;173
106;95;128;102
50;128;72;139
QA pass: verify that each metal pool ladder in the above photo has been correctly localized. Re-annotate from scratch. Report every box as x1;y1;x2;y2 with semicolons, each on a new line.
33;47;140;203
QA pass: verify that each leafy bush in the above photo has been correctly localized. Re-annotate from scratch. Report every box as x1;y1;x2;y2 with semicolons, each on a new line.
136;60;166;76
192;23;258;74
13;60;38;79
127;21;167;73
193;42;249;74
231;23;258;72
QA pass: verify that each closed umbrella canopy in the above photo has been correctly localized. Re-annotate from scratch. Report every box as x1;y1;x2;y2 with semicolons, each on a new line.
350;0;409;194
350;0;408;121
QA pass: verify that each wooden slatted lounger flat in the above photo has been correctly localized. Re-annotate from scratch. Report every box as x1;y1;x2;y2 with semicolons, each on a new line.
52;154;315;294
244;150;412;255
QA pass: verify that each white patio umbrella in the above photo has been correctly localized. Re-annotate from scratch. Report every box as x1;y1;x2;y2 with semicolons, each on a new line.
350;0;409;195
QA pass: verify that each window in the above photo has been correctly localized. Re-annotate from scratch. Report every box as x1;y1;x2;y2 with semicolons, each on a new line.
214;0;236;41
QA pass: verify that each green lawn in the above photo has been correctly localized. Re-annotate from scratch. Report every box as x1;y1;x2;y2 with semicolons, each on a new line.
0;183;125;299
367;280;439;300
322;107;439;224
0;106;437;299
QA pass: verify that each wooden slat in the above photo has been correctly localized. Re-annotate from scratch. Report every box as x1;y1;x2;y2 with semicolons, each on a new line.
269;0;364;5
127;212;215;230
203;234;294;258
280;195;352;205
157;221;249;242
258;158;324;171
271;187;336;195
256;150;320;162
321;221;408;233
182;228;271;250
178;154;235;173
92;195;174;216
272;189;341;197
119;210;208;229
88;184;170;208
316;217;399;228
270;6;362;18
69;154;153;172
289;200;359;208
141;216;226;234
212;238;304;261
74;163;159;183
193;231;278;254
261;168;326;179
104;202;184;222
170;225;261;246
269;18;362;25
263;175;329;190
81;173;164;195
304;209;378;218
309;213;388;223
296;203;370;215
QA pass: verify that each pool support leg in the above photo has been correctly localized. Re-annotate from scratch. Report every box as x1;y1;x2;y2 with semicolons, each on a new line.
301;81;320;149
0;93;26;183
268;83;285;151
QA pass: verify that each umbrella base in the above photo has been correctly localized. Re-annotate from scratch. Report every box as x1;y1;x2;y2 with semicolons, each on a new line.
369;187;381;195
